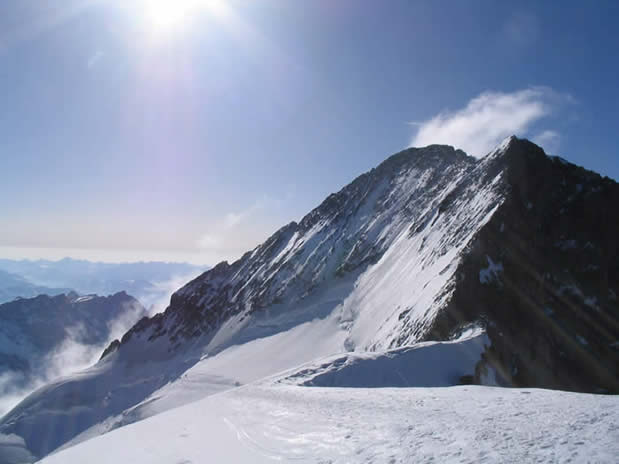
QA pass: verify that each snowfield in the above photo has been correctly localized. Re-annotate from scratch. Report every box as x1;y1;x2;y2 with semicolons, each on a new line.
40;384;619;464
35;330;619;464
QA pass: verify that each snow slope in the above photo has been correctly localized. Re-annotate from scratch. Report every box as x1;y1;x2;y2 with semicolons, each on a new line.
278;328;488;387
1;276;356;459
40;383;619;464
59;325;486;450
37;328;619;463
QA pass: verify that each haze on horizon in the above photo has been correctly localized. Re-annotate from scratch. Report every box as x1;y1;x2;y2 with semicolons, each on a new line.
1;0;617;265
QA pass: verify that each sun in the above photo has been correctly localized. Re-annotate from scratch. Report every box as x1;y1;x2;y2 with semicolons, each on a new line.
135;0;231;36
142;0;206;30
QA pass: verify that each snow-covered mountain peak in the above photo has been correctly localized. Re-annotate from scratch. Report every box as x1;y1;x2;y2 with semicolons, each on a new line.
482;134;520;158
113;137;574;359
108;135;618;376
482;135;550;169
116;143;489;358
2;138;617;462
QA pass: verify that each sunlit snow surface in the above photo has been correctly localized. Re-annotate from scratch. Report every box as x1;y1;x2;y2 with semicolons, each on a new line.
40;384;618;464
35;331;619;464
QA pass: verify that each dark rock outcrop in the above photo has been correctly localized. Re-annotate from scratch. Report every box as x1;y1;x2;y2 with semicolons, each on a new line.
427;138;619;392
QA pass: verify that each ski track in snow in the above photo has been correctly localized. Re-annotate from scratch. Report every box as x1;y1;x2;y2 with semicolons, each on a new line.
40;384;619;464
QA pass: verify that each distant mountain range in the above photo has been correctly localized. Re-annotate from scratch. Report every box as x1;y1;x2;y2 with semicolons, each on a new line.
0;258;208;307
0;269;71;304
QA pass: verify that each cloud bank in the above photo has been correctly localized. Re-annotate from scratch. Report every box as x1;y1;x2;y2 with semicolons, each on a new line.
410;87;563;157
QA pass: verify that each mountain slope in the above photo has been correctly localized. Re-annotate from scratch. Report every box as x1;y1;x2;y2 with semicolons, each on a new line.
118;136;618;390
118;142;500;357
1;137;617;461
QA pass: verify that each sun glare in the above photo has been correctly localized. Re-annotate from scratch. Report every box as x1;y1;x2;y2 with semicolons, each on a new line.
143;0;217;30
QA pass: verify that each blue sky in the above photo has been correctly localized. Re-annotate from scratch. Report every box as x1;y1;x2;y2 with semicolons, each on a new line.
1;0;617;264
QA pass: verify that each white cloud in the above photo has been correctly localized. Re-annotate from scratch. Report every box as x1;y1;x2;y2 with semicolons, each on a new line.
195;195;278;255
221;196;271;230
196;233;221;250
223;212;243;228
532;130;560;154
410;87;562;157
197;203;260;251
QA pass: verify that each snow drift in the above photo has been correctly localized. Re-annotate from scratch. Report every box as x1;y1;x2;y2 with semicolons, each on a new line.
280;328;488;388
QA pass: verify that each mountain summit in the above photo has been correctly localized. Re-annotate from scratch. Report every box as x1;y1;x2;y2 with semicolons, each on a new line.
118;136;618;391
2;137;617;461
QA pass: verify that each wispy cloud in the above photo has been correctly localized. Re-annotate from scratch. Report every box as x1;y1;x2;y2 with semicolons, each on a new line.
410;87;567;157
196;195;273;252
223;212;244;229
196;233;222;250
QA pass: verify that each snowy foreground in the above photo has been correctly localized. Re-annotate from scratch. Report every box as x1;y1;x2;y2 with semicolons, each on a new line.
2;326;618;463
40;383;618;464
3;330;618;463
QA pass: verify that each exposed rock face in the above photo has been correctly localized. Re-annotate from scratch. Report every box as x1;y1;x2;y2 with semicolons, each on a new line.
429;139;619;392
